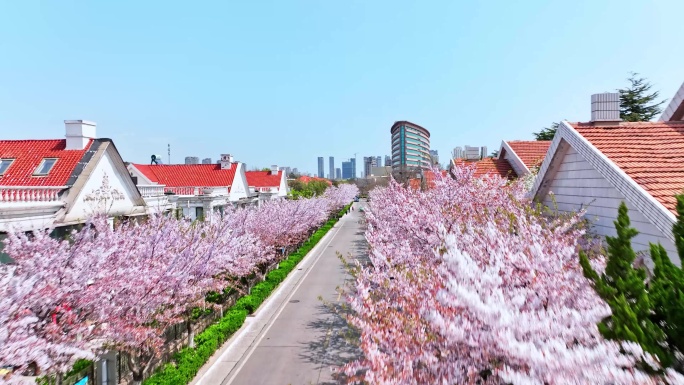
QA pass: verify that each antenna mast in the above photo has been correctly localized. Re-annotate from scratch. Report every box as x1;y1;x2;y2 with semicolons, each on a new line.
167;144;171;164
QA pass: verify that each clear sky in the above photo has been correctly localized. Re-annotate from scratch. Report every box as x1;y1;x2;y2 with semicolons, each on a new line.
1;1;683;176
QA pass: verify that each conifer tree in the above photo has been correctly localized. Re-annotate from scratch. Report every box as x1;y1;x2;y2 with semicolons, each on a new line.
533;122;559;141
580;202;668;365
618;73;665;122
649;195;684;366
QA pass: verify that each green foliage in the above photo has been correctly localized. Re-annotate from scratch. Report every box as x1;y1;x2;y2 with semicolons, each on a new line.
142;201;352;385
580;202;668;366
618;73;665;122
533;122;559;141
288;179;329;199
649;195;684;362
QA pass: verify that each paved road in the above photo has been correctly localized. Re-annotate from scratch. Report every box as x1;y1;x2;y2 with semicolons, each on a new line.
192;202;367;385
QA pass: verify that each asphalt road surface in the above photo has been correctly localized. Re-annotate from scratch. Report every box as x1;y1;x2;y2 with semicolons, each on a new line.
192;201;367;385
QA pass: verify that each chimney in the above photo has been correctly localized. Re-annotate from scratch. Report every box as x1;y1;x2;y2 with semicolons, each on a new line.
65;120;97;150
271;165;278;175
591;93;621;125
220;154;234;170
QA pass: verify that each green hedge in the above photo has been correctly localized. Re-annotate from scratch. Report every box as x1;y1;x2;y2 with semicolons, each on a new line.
142;203;352;385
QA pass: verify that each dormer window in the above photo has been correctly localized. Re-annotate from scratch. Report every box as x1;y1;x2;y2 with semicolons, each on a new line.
0;159;14;176
34;158;58;176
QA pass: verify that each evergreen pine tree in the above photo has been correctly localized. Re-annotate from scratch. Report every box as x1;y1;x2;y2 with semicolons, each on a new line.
580;202;668;366
533;122;559;141
618;73;665;122
649;195;684;366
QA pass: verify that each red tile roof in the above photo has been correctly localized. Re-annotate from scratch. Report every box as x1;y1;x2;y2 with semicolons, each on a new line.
453;158;518;180
245;170;282;187
0;139;92;186
408;170;448;189
131;163;237;188
506;140;551;169
571;121;684;215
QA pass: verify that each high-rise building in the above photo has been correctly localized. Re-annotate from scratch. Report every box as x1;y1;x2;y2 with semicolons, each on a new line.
429;150;439;165
185;156;200;165
329;156;334;181
342;161;352;179
335;168;341;180
364;156;380;177
376;156;382;168
201;158;212;164
384;155;392;167
317;157;324;178
292;168;299;175
453;147;463;159
342;158;356;179
390;121;431;171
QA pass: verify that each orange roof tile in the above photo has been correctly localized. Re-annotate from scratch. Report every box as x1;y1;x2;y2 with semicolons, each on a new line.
506;140;551;169
131;163;237;188
453;158;518;180
0;139;93;186
571;121;684;215
245;170;282;188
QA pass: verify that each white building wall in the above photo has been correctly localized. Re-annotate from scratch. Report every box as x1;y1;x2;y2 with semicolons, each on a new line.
542;146;678;264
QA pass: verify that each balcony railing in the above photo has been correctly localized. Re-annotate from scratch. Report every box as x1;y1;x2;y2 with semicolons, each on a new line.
0;186;66;203
162;186;230;196
137;184;167;197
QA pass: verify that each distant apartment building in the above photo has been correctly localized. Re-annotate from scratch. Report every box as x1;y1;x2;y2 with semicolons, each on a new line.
329;156;334;180
429;150;439;165
363;156;380;177
317;157;324;178
384;155;392;167
342;158;356;179
202;158;212;164
391;121;431;171
185;156;200;165
335;168;341;180
452;147;463;159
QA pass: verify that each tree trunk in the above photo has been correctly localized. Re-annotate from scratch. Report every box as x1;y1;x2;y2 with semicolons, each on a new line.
127;353;147;385
187;320;195;348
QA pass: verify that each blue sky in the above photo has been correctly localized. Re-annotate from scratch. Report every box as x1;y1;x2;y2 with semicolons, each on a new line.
1;1;683;176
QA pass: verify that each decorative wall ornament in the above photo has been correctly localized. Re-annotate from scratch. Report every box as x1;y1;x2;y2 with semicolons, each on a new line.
84;172;126;203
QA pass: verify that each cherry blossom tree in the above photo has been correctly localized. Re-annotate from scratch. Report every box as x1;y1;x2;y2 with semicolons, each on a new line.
0;184;357;383
342;167;683;384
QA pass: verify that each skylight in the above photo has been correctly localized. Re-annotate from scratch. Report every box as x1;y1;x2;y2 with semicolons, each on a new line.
33;158;58;176
0;159;14;176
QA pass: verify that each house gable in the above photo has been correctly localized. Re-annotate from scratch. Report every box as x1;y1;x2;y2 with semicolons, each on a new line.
541;145;677;263
661;80;684;121
230;163;250;201
532;121;680;265
278;171;288;197
62;141;145;224
499;141;528;176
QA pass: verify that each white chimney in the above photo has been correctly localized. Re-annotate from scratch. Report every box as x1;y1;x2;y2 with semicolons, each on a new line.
220;154;234;170
65;120;97;150
591;93;621;124
271;165;278;175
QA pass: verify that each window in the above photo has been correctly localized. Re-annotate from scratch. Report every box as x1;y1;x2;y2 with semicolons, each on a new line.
0;159;14;176
33;158;57;176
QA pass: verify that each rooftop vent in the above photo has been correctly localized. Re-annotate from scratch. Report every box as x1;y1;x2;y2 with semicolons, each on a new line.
591;93;621;123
